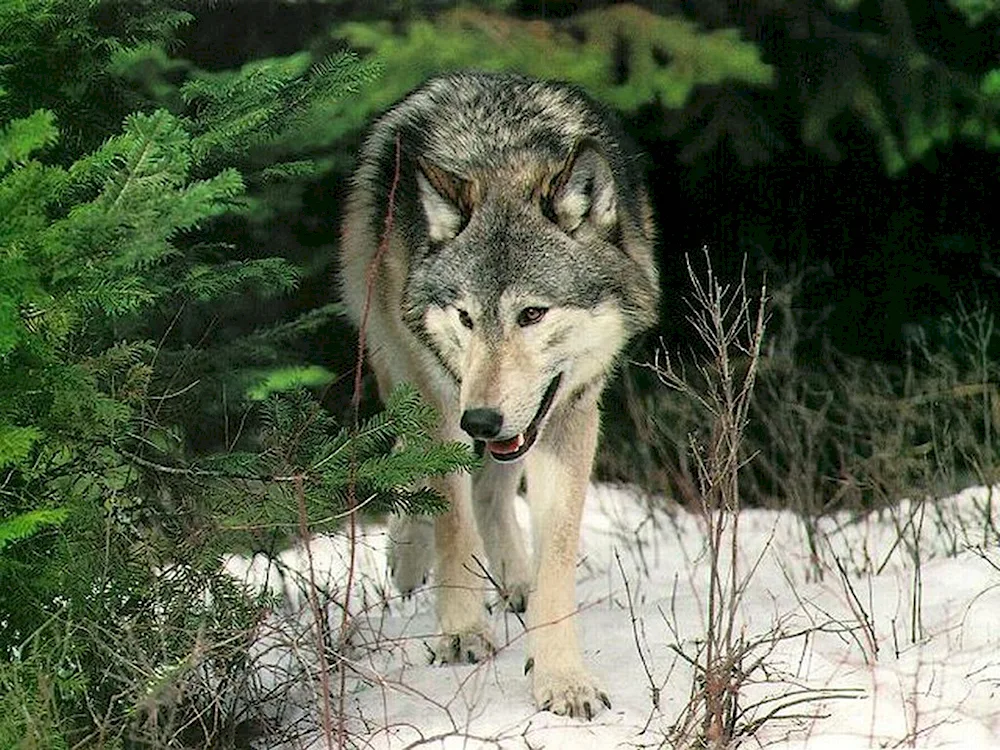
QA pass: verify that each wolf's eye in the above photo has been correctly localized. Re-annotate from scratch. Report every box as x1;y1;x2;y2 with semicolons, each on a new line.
517;307;548;327
458;309;474;329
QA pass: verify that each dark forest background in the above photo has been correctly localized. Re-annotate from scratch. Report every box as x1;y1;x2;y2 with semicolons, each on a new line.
2;0;999;745
175;0;1000;363
172;0;1000;504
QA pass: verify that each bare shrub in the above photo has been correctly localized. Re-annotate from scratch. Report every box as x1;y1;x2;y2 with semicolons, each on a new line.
651;249;768;746
647;251;864;747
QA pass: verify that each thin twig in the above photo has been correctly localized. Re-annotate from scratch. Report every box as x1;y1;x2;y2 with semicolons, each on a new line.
297;474;335;745
614;550;659;711
337;133;402;748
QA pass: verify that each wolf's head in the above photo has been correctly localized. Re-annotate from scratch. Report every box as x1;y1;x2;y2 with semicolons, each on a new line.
403;135;657;462
343;73;658;461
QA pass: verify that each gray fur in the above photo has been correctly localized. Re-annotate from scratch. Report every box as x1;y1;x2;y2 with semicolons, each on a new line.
342;71;658;347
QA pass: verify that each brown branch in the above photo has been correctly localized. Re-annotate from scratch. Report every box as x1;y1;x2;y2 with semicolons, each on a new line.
296;473;335;745
337;133;402;748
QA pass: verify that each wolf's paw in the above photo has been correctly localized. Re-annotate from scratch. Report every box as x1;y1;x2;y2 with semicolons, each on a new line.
502;581;530;614
532;667;611;720
388;515;434;597
429;631;496;665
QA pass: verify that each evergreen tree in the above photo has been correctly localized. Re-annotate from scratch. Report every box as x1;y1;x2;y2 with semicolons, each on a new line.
0;2;472;746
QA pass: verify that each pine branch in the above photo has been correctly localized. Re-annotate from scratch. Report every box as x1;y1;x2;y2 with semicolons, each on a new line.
0;110;58;171
0;508;69;552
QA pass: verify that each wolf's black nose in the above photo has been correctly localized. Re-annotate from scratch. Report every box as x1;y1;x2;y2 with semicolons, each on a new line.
460;408;503;440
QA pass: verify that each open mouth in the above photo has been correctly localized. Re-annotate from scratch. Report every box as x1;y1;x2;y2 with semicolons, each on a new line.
485;374;562;463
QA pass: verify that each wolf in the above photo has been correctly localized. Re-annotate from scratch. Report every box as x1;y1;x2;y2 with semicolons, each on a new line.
339;71;659;718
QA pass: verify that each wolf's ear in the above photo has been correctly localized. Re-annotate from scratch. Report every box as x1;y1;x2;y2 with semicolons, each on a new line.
550;141;617;237
417;159;469;244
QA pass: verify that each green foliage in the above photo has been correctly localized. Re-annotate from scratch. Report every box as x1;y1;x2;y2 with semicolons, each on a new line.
0;647;74;750
0;554;269;749
0;110;59;169
0;424;42;468
0;0;194;157
181;50;381;168
309;383;478;516
0;1;473;745
792;0;1000;173
570;6;772;111
204;384;477;549
949;0;1000;25
983;69;1000;98
306;1;999;174
182;257;299;301
278;5;771;157
245;365;335;401
0;100;284;745
0;509;68;553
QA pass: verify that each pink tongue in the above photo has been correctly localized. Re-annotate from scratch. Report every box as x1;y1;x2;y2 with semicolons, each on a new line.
488;433;524;455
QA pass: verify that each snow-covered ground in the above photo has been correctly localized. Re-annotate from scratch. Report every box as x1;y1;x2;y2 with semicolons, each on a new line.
226;484;1000;749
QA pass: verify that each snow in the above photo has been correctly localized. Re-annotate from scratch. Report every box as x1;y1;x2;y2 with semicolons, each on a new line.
225;484;1000;749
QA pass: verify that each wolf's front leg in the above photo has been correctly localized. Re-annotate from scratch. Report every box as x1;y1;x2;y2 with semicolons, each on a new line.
524;396;609;719
429;471;495;664
473;459;531;613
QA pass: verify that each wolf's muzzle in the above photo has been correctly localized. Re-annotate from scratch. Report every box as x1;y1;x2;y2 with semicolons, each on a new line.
481;373;562;463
